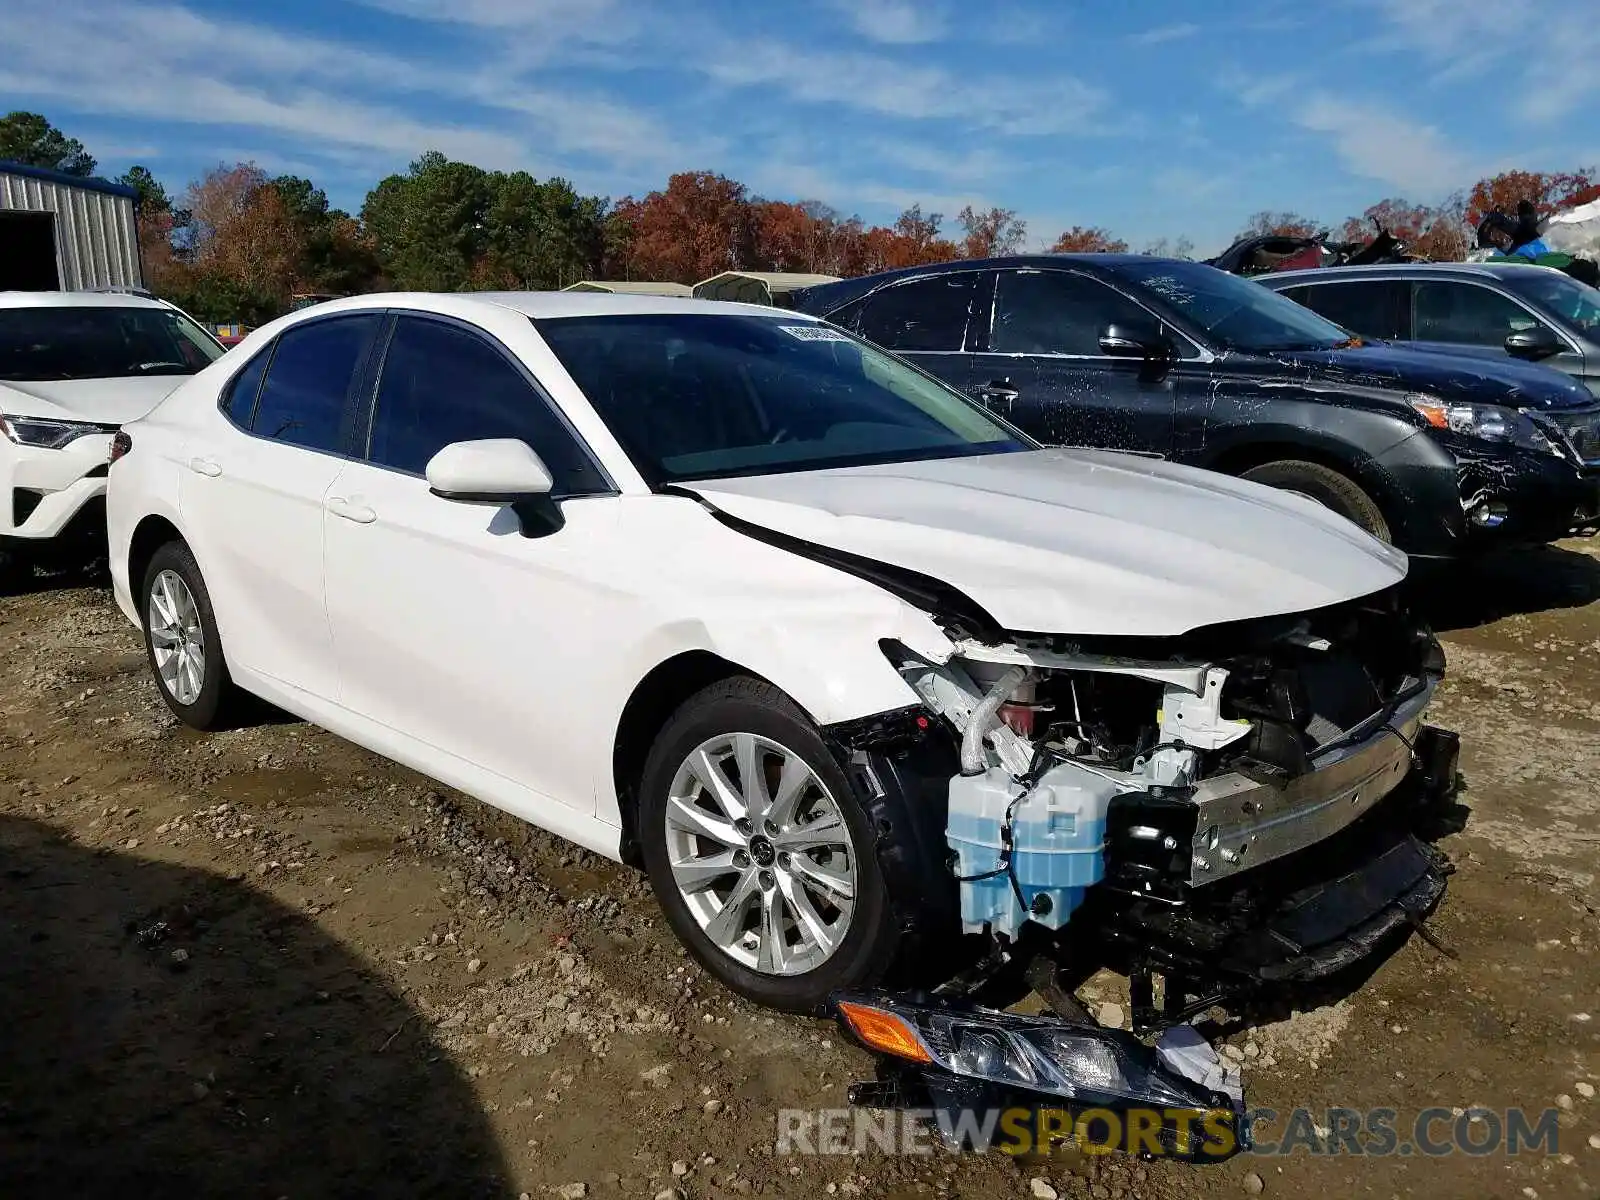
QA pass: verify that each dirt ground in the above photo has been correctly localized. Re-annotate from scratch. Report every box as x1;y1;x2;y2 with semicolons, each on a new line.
2;544;1599;1200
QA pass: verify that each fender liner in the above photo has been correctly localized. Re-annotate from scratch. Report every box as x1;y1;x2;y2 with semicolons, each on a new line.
823;708;971;978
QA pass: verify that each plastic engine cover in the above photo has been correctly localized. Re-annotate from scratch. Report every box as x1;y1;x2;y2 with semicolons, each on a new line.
946;764;1119;937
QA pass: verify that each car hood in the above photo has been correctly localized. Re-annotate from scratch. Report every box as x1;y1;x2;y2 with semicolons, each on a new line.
0;376;188;425
1267;342;1595;411
685;449;1409;638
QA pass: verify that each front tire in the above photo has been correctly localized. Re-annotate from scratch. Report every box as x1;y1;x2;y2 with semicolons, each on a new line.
140;541;243;730
1241;459;1392;543
638;677;900;1013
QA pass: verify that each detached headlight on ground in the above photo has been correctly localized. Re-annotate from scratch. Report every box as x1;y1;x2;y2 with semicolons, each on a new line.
0;413;117;449
1407;395;1560;455
834;993;1244;1144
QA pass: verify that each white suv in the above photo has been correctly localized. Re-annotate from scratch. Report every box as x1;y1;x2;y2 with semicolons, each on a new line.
0;291;225;582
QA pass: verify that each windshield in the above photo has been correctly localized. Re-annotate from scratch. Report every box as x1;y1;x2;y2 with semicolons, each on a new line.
1498;269;1600;334
536;313;1030;484
0;305;226;382
1115;260;1356;353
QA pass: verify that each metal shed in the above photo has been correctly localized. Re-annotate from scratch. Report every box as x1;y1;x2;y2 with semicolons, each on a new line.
562;280;694;296
691;271;841;307
0;160;142;291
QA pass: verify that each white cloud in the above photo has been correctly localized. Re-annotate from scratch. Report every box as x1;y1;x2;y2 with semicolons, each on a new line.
347;0;624;33
826;0;946;44
1129;22;1199;45
1363;0;1600;120
0;0;704;186
1293;94;1473;194
697;39;1104;136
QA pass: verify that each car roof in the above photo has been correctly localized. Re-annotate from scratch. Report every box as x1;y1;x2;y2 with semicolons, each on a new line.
293;290;807;323
1262;262;1563;285
0;290;173;310
791;253;1172;313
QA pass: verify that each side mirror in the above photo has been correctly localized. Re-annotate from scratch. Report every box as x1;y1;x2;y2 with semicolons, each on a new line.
1504;325;1562;361
1099;322;1174;361
425;439;563;537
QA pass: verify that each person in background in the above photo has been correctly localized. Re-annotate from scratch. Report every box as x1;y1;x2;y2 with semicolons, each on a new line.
1507;199;1553;259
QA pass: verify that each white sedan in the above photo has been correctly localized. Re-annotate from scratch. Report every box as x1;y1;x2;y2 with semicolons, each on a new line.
0;291;224;583
106;291;1452;1023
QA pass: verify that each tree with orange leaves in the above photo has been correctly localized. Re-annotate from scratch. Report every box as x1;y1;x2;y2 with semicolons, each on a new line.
607;172;756;283
1337;197;1468;262
1465;169;1600;227
1236;210;1320;240
1049;226;1129;253
957;205;1027;258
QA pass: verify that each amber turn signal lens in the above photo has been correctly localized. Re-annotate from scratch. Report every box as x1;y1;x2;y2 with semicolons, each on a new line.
836;1001;932;1064
1410;400;1450;429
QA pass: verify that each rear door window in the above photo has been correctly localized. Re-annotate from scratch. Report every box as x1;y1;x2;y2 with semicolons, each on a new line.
1291;280;1411;340
248;315;380;453
220;347;270;426
1414;281;1547;347
853;273;980;352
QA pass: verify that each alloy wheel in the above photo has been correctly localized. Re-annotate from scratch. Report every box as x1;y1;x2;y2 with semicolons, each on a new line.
148;569;206;706
664;732;857;976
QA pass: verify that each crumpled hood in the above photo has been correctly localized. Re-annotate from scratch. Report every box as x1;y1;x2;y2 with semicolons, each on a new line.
0;376;188;425
1273;343;1596;411
686;450;1409;638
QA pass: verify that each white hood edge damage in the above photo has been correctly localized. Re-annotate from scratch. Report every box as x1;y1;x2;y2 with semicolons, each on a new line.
685;448;1408;640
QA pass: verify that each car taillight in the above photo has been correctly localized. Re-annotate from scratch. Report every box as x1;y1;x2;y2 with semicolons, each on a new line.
109;430;133;465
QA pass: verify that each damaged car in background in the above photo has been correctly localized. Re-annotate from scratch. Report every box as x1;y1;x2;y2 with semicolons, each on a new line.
793;255;1600;558
106;293;1460;1159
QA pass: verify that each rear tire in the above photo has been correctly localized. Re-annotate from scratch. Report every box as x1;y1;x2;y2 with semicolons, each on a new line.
638;677;901;1013
140;541;244;730
1241;459;1392;543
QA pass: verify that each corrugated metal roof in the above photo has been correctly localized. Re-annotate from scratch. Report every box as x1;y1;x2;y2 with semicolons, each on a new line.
0;159;139;200
692;271;842;304
0;165;142;290
562;280;695;296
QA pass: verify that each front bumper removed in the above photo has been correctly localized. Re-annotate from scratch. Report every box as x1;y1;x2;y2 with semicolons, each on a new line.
829;725;1459;1161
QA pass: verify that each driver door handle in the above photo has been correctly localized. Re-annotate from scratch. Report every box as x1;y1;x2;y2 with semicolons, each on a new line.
326;496;377;525
187;456;222;478
980;380;1019;403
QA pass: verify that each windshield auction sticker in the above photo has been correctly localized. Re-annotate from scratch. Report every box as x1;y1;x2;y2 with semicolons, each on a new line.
778;325;853;342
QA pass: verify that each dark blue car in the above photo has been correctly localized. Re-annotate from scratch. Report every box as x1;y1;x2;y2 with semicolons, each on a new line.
792;255;1600;558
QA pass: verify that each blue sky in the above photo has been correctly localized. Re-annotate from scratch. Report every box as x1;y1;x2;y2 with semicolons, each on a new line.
3;0;1598;256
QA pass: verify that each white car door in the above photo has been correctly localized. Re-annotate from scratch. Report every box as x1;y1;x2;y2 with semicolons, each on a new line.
180;313;383;702
322;313;622;811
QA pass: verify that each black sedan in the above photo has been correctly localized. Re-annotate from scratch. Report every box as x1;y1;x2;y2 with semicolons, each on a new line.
792;256;1600;558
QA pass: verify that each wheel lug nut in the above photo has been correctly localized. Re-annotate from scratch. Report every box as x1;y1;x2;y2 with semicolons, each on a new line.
734;818;752;836
777;852;790;867
763;819;778;835
759;870;775;889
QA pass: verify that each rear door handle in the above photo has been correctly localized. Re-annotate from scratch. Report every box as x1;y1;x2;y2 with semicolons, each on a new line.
326;496;377;525
979;380;1019;404
187;457;222;478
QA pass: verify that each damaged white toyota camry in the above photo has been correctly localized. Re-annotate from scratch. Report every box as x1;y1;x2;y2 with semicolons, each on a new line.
107;293;1458;1151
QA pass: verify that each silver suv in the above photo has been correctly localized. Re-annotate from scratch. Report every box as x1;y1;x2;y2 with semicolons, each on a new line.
1262;262;1600;398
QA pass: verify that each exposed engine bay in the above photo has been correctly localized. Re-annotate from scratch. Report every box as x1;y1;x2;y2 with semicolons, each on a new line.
829;589;1460;1157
